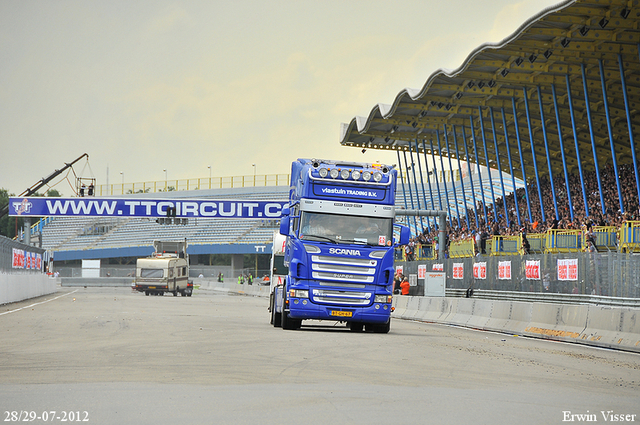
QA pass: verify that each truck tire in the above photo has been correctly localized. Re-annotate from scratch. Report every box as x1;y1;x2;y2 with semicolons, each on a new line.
282;312;301;330
374;321;391;334
349;322;364;332
272;307;282;328
270;295;281;327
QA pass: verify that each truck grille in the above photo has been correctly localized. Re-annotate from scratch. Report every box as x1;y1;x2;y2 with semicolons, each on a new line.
310;255;377;284
311;289;371;305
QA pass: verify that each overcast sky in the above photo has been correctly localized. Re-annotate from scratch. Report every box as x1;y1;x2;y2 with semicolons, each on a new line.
1;0;561;196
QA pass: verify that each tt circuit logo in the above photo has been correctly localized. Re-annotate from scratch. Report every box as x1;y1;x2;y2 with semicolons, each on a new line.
12;199;33;215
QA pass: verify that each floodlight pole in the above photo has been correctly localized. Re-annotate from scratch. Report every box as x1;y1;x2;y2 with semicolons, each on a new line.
395;209;447;260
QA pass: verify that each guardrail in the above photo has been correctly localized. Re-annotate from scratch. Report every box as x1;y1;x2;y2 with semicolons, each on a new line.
449;238;475;258
592;226;618;251
619;221;640;253
490;235;521;256
545;229;583;253
95;173;291;196
446;288;640;308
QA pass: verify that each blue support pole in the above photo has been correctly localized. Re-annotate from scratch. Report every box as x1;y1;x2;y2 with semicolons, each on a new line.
581;63;606;217
599;59;624;214
489;107;509;227
444;125;462;227
551;83;574;222
501;107;521;227
469;116;488;225
436;130;453;226
408;147;425;234
402;150;419;233
478;107;498;222
422;140;437;229
453;126;471;229
414;139;431;232
461;125;480;229
523;87;546;223
536;85;559;221
565;74;590;218
397;150;411;230
430;138;444;213
620;52;640;212
512;97;533;224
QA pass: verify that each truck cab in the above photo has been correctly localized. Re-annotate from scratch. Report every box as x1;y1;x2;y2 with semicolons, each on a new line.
275;159;410;332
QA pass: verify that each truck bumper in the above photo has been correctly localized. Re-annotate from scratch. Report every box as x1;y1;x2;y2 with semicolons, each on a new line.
287;300;391;324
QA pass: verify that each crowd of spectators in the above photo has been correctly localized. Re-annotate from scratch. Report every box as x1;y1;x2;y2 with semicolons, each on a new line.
404;162;640;257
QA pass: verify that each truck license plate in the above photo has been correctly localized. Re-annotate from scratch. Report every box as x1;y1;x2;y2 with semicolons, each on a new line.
330;310;352;317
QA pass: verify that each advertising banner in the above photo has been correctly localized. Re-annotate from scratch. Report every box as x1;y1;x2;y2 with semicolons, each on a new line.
12;249;42;270
498;261;511;280
473;262;486;279
417;264;426;279
557;258;578;281
526;260;541;280
432;263;444;271
9;197;287;219
452;263;464;279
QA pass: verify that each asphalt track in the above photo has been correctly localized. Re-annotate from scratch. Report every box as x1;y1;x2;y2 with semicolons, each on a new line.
1;287;638;425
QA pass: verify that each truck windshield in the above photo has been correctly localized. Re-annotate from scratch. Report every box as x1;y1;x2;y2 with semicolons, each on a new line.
299;211;392;246
140;268;164;278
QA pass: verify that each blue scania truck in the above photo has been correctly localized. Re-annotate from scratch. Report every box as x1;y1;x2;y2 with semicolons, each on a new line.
270;158;410;333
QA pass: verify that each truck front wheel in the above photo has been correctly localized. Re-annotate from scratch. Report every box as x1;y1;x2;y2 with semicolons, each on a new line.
349;322;364;332
281;310;301;330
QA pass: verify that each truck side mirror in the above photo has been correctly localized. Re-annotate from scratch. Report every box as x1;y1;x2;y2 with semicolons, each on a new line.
279;207;290;236
395;224;411;245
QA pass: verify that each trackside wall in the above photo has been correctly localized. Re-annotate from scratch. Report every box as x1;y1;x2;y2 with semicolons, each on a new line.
392;296;640;353
0;272;57;305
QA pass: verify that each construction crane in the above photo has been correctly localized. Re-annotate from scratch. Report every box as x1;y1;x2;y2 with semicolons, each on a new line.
0;153;89;219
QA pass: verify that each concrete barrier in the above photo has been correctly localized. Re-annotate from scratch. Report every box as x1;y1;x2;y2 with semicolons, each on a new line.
0;272;57;305
579;305;640;351
524;303;589;342
392;295;640;353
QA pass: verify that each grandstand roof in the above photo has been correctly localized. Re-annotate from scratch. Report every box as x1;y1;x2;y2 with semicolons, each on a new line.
339;0;640;181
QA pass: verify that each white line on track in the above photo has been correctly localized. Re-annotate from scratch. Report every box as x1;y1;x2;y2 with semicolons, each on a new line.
0;289;79;316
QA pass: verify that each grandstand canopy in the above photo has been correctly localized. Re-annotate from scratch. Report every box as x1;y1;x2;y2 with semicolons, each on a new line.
339;0;640;185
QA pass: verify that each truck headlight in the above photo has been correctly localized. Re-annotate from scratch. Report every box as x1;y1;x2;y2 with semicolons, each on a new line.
319;168;328;178
289;289;309;298
362;171;372;181
373;171;383;182
374;295;392;303
303;244;321;253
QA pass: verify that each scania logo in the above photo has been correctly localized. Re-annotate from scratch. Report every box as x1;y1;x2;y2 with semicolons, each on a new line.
328;248;361;256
